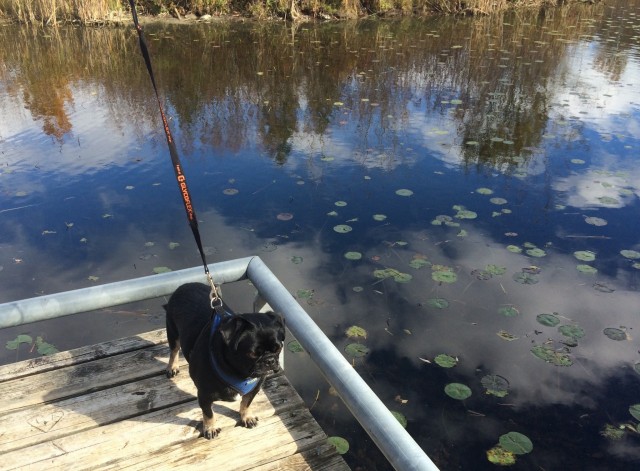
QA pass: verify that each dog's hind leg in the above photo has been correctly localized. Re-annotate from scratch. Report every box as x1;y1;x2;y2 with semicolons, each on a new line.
165;311;181;378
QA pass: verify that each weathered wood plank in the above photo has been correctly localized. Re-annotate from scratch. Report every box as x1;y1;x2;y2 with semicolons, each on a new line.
249;443;351;471
0;343;173;413
0;329;167;382
0;370;294;455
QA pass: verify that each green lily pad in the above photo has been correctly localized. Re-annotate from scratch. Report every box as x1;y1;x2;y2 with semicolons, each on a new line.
620;249;640;259
168;242;180;250
498;306;519;317
223;188;239;195
153;266;172;274
373;214;387;221
476;188;494;195
287;340;304;353
344;251;362;260
334;201;347;207
601;424;625;440
598;196;619;205
290;255;304;264
499;432;533;455
486;446;516;466
454;206;477;219
481;374;510;397
576;264;598;274
409;258;431;269
490;197;508;205
486;264;507;276
395;189;414;197
345;343;369;357
506;245;523;253
434;354;457;368
585;216;607;226
574;250;596;261
328;436;349;454
333;225;353;233
391;411;408;428
6;334;33;350
427;298;449;309
536;313;560;327
603;327;626;341
345;325;368;339
526;248;546;258
444;383;472;400
432;270;458;283
35;337;58;356
296;289;314;299
558;324;585;339
531;345;573;366
629;404;640;421
513;272;539;285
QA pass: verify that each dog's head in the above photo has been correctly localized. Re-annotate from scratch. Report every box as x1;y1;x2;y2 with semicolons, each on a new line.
217;312;285;378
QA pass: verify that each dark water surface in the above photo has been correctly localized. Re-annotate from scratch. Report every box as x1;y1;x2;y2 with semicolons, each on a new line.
2;2;640;469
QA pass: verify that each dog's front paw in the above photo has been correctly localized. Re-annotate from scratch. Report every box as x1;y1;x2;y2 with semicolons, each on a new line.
202;426;221;439
240;415;259;428
165;367;179;378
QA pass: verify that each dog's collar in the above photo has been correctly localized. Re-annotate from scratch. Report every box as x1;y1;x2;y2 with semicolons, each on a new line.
209;310;260;396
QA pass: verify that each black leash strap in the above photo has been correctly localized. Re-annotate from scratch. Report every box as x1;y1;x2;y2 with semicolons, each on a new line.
127;1;221;306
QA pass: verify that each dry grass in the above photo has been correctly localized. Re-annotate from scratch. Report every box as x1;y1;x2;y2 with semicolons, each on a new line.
0;0;569;24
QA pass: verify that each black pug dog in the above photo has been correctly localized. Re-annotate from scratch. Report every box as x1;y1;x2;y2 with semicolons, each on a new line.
164;282;285;439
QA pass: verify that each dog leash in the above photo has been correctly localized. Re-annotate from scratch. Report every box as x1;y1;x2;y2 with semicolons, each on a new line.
127;0;222;310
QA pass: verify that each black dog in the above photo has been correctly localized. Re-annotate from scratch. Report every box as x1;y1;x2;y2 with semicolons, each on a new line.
164;282;285;439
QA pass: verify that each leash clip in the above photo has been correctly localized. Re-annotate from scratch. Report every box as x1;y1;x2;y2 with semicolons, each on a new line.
207;272;223;310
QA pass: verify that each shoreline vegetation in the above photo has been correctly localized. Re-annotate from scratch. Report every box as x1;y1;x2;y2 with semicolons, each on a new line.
0;0;597;26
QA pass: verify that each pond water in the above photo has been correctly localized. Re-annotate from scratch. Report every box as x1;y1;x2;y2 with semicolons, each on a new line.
1;2;640;469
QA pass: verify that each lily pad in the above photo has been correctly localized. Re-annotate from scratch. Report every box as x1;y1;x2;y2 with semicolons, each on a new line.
444;383;472;400
153;266;172;274
585;216;607;226
603;327;626;341
427;298;449;309
486;264;507;276
531;345;573;366
287;340;304;353
574;251;596;261
334;201;347;207
476;188;494;195
454;206;477;219
576;264;598;274
512;272;539;285
432;270;458;283
328;436;349;454
434;354;457;368
223;188;239;195
486;446;516;466
345;343;369;357
526;248;546;258
630;404;640;421
6;334;33;350
499;432;533;455
35;337;58;356
558;324;585;339
345;325;368;339
290;255;303;264
536;313;560;327
391;410;408;428
296;289;314;299
344;251;362;260
333;225;353;233
620;249;640;259
490;197;508;205
481;374;510;397
373;214;387;221
498;306;519;317
395;189;414;197
409;258;431;269
277;212;294;221
506;245;523;254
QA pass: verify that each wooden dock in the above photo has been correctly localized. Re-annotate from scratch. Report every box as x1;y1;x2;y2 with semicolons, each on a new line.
0;329;350;470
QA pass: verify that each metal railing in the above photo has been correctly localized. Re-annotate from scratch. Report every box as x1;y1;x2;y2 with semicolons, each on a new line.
0;256;439;471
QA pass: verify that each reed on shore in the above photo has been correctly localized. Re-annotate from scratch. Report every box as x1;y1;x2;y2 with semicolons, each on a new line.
0;0;580;25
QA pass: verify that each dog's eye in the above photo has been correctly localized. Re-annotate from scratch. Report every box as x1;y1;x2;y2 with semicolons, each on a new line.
247;351;259;359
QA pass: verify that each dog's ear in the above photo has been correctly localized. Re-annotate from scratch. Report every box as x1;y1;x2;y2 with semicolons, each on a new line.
219;317;253;348
265;312;284;328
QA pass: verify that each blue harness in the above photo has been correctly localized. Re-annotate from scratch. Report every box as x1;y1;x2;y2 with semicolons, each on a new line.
209;310;260;396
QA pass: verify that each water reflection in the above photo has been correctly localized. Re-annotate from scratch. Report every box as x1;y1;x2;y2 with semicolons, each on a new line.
1;2;640;469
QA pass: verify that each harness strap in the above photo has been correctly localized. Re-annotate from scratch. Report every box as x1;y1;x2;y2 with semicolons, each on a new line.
127;1;219;302
209;311;260;395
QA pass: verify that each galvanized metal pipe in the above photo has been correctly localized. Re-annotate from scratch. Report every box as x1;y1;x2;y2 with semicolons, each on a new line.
0;256;439;470
0;257;253;329
247;257;439;471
